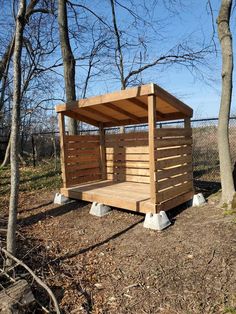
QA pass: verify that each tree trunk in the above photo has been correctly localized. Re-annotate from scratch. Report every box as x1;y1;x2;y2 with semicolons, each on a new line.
58;0;77;135
7;0;26;259
217;0;235;206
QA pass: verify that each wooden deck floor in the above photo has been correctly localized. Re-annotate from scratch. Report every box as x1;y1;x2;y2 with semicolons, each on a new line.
61;180;154;213
61;180;193;214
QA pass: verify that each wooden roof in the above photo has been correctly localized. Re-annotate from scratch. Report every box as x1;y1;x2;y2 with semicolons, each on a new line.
55;83;193;127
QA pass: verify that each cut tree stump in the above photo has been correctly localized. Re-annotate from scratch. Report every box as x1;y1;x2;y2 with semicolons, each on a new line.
0;279;35;313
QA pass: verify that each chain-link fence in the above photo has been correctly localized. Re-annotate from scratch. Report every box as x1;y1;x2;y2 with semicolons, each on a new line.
15;117;236;183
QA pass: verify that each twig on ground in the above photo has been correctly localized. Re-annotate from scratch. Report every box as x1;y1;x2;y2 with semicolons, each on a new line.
1;248;61;314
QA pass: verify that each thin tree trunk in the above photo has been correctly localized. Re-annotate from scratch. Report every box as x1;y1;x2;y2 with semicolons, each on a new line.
58;0;77;135
0;139;10;168
7;0;26;259
217;0;235;206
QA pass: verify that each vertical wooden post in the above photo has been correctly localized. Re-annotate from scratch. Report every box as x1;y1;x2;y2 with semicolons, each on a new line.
184;117;194;194
99;123;106;180
148;95;157;212
58;112;67;188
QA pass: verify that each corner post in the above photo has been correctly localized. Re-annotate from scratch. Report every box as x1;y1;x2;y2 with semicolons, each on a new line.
99;123;106;180
58;112;67;188
148;94;157;212
184;117;194;195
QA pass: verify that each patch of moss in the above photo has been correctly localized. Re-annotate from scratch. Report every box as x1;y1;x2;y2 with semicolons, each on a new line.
224;307;236;314
223;209;236;216
222;202;229;209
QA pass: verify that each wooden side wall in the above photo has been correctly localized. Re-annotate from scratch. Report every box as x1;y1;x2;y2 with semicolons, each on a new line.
156;127;193;210
63;134;102;187
105;128;193;207
105;132;150;183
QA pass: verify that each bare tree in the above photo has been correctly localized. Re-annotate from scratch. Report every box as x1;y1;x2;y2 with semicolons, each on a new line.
7;0;26;260
57;0;77;135
217;0;235;207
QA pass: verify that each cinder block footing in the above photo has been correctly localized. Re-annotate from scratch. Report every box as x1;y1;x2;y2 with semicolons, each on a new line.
143;211;171;231
54;193;71;205
192;193;206;206
90;202;112;217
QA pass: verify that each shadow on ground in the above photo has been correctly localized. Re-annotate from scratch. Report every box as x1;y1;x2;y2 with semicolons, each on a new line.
18;201;84;226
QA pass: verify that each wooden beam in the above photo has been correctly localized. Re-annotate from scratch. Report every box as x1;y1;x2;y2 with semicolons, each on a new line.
184;117;194;194
154;84;193;117
82;107;120;124
58;113;68;188
148;95;157;212
103;103;141;123
127;98;148;111
99;123;107;180
55;84;155;112
65;110;99;127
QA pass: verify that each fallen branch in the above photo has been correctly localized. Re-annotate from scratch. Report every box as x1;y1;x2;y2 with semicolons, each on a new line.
2;248;61;314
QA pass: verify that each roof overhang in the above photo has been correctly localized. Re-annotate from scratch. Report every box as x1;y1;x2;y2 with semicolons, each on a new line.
55;83;193;127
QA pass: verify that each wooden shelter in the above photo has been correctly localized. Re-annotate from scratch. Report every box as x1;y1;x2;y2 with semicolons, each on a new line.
56;83;194;213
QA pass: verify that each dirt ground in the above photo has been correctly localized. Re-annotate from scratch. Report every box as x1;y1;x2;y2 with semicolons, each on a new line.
0;185;234;314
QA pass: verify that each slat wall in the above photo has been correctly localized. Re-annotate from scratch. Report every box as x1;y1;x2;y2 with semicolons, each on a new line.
156;127;193;205
64;134;102;187
105;132;150;183
105;128;193;205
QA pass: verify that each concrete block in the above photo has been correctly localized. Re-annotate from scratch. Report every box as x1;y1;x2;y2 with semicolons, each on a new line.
192;193;206;206
143;211;171;231
90;202;112;217
54;193;71;205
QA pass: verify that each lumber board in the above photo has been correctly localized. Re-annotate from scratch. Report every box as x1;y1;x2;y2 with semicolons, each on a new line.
107;173;150;183
158;172;192;190
67;167;101;177
156;145;192;159
106;166;150;176
155;127;192;137
157;181;193;202
65;155;99;163
158;191;194;211
66;141;100;149
157;164;192;180
64;134;100;142
157;155;192;169
106;160;150;168
106;154;150;161
99;123;107;179
105;146;149;154
67;174;102;186
66;161;100;171
58;113;67;188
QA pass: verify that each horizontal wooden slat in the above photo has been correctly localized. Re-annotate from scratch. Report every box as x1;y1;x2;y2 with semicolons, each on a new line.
156;146;192;159
106;167;150;176
156;137;192;148
157;164;192;180
65;155;99;163
67;174;102;187
105;132;148;141
66;141;100;149
106;154;150;161
107;173;150;183
66;147;100;154
158;172;192;190
105;140;148;148
66;161;100;171
157;181;193;202
158;191;193;211
106;161;149;169
65;134;99;142
157;155;192;169
105;146;149;154
155;128;192;137
67;167;101;177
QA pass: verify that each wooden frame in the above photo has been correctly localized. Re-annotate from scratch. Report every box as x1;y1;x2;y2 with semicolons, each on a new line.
57;83;194;214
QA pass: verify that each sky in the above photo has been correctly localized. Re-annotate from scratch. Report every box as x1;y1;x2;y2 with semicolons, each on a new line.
82;0;236;119
1;0;235;120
